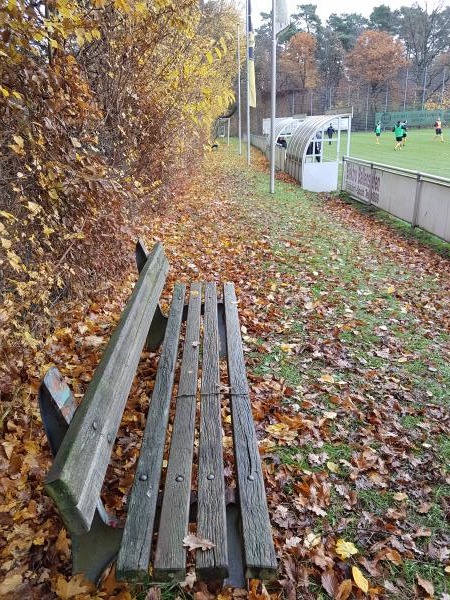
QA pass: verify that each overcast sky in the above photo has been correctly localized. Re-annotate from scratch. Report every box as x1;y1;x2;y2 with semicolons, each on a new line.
251;0;450;27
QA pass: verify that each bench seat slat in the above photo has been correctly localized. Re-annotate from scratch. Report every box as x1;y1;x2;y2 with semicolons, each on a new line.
196;283;228;581
153;283;202;581
224;283;277;580
115;283;186;581
45;243;169;535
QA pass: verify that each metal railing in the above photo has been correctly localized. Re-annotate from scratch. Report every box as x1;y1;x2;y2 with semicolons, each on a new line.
342;156;450;243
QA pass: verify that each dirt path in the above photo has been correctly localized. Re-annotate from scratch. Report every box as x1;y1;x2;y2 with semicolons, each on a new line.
2;145;450;599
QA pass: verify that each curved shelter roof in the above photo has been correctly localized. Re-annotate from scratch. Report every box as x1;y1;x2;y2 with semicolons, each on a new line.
285;114;350;184
270;118;304;148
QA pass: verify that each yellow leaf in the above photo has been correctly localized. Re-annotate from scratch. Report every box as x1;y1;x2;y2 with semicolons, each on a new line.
13;135;24;148
43;226;54;236
63;232;85;240
70;137;82;148
0;210;16;220
393;492;408;501
327;461;339;473
280;343;293;353
335;539;358;560
33;535;46;545
0;86;10;97
352;566;369;593
444;565;450;573
319;373;335;384
387;286;395;294
55;573;93;599
1;237;12;249
48;189;59;200
27;201;41;214
206;51;213;64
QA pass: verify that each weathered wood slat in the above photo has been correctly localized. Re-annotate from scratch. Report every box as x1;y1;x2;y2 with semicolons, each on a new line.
223;283;277;580
115;284;186;581
153;283;202;581
45;243;169;535
196;283;228;581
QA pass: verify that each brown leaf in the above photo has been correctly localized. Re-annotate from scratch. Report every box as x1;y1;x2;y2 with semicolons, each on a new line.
336;579;353;600
417;575;434;596
321;569;339;597
182;533;215;551
54;573;94;599
0;573;23;595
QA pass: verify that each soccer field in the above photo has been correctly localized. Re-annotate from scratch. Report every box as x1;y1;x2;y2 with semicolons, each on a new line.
336;127;450;179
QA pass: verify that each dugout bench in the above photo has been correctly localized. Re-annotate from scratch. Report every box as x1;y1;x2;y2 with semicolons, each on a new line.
39;241;277;587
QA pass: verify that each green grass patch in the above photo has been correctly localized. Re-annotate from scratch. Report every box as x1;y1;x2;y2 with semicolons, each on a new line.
358;490;394;514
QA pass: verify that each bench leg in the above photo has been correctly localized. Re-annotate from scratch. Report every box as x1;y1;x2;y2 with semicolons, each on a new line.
39;367;123;583
225;502;245;588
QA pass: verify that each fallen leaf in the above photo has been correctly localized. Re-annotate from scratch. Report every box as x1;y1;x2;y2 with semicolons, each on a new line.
285;536;302;549
352;566;369;593
416;575;434;596
321;570;339;597
55;573;93;599
336;538;358;559
303;532;321;549
336;579;353;600
327;461;339;473
319;373;335;384
182;533;215;551
0;573;23;594
393;492;408;501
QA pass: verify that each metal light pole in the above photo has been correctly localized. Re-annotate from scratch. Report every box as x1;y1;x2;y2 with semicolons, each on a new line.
421;65;427;109
269;0;276;193
403;68;409;110
237;24;242;155
246;0;251;165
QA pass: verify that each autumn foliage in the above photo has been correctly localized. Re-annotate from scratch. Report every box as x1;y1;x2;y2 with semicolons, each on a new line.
0;0;239;395
345;31;408;98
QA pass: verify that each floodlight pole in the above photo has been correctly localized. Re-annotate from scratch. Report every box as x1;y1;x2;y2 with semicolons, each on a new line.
403;68;409;110
269;0;276;193
237;24;242;155
246;0;251;165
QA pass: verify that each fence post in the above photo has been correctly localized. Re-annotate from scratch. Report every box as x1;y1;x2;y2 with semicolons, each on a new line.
411;173;423;229
369;163;374;206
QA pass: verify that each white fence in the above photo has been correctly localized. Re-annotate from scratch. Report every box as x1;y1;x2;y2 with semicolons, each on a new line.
342;157;450;243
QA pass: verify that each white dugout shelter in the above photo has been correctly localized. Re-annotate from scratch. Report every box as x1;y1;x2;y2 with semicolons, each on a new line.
258;113;352;193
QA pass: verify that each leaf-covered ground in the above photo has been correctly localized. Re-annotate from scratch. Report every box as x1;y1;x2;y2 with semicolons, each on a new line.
1;143;450;599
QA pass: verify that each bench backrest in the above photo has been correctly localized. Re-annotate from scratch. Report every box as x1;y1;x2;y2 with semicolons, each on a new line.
45;242;169;534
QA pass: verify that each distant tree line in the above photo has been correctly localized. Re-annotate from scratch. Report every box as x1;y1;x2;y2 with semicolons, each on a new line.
252;3;450;129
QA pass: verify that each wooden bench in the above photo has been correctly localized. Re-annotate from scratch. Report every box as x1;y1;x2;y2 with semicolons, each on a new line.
39;241;277;587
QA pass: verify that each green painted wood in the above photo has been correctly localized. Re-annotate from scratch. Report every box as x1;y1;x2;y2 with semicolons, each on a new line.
223;283;277;580
153;283;202;581
45;243;169;535
115;284;186;581
196;283;228;581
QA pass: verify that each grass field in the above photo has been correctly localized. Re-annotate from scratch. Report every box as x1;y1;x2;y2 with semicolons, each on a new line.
333;128;450;179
